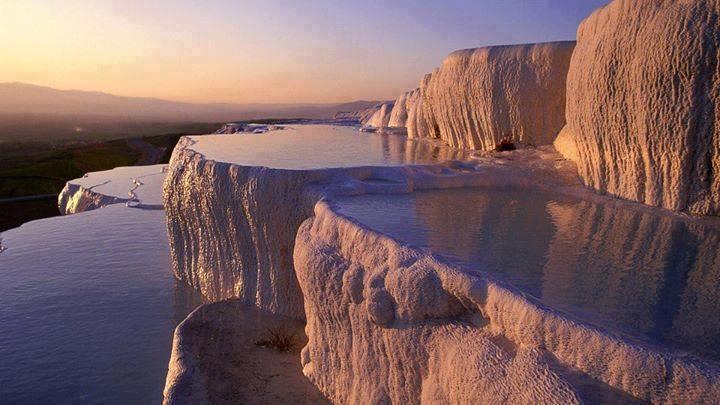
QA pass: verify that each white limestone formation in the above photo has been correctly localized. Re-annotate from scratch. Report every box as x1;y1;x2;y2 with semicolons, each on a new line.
333;104;385;125
364;102;395;129
162;126;470;318
163;125;720;402
294;200;720;404
215;123;284;134
388;89;419;128
406;41;575;150
58;165;166;215
555;0;720;215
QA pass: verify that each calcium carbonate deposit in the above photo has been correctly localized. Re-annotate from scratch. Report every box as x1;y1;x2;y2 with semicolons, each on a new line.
163;125;470;318
405;41;575;150
387;89;419;128
11;1;719;402
555;0;720;215
295;198;720;404
161;116;720;403
364;102;395;129
58;164;166;214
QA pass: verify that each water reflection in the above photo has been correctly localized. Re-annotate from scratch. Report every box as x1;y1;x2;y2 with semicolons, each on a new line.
336;188;720;361
190;124;468;169
0;206;204;403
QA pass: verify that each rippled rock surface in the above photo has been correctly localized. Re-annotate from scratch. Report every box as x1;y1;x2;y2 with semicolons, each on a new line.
555;0;720;215
407;41;575;150
163;125;467;318
295;197;720;404
58;164;166;214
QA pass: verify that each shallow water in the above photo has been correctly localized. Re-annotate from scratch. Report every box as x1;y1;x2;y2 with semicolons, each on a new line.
0;205;204;404
189;124;467;169
336;187;720;362
70;164;166;206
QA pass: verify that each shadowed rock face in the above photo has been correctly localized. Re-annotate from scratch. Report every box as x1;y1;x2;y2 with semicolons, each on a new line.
407;41;575;150
555;0;720;215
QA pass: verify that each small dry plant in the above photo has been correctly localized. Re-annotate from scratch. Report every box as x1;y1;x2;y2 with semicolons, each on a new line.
255;326;297;352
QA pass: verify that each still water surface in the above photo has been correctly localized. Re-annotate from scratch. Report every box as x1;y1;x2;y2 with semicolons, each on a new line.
0;205;203;404
336;187;720;362
189;124;467;169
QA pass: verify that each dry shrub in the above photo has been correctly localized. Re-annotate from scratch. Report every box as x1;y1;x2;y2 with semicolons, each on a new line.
255;326;297;352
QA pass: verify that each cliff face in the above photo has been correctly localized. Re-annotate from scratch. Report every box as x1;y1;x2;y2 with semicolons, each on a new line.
162;132;469;319
387;89;419;128
407;42;575;150
556;0;720;215
364;102;395;128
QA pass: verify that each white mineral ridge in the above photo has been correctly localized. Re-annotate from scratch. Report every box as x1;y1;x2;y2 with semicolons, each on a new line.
555;0;720;215
364;102;395;129
215;123;280;134
407;41;575;150
333;104;385;125
58;164;166;215
294;200;720;404
162;125;469;318
387;89;419;128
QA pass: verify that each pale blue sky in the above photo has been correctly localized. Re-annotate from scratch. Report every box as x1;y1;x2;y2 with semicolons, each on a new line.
1;0;609;103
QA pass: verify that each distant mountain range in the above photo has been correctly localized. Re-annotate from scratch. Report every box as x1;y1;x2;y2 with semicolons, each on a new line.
0;82;385;122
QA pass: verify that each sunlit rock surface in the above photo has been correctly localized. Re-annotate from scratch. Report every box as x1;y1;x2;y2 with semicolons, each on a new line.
295;200;720;404
58;164;166;214
388;89;419;128
333;104;383;125
364;102;395;129
163;122;720;402
215;123;285;134
406;41;575;150
163;299;327;404
336;187;720;362
163;125;469;318
555;0;720;215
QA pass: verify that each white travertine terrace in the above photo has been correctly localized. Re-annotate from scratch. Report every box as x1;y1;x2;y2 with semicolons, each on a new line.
333;104;383;125
387;89;419;128
58;165;166;215
162;125;468;317
555;0;720;215
294;200;720;403
364;102;395;129
162;121;720;402
405;41;575;150
161;2;720;396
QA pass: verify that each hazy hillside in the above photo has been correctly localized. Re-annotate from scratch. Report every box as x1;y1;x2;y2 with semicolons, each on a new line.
0;83;385;143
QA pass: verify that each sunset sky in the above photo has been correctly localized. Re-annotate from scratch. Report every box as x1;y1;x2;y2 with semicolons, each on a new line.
1;0;608;104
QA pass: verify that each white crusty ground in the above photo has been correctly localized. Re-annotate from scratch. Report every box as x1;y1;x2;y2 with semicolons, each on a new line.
555;0;720;216
406;41;575;150
388;89;419;128
364;102;395;129
58;164;166;215
163;135;468;318
163;136;720;402
294;200;720;404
